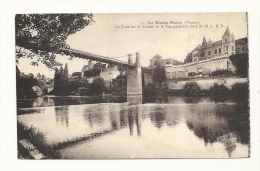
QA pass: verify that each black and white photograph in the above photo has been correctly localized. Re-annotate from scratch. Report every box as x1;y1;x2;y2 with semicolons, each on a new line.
0;1;259;171
15;13;249;159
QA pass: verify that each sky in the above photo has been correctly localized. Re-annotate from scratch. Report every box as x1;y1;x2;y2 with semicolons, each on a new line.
17;13;248;78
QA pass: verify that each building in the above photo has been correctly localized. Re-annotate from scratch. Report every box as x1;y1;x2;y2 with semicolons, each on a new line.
163;26;248;80
150;54;164;67
81;60;94;78
191;26;248;62
100;65;120;81
150;54;182;68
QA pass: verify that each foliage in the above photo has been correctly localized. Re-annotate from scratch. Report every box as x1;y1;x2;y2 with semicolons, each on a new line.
15;14;94;69
62;80;88;96
52;69;66;95
209;83;230;96
184;53;193;63
152;63;167;88
17;122;62;159
51;69;88;96
183;82;201;96
16;66;38;99
90;77;108;95
143;84;158;97
231;82;249;99
229;53;248;78
84;67;102;77
209;69;234;77
109;75;127;96
72;72;82;78
36;72;46;80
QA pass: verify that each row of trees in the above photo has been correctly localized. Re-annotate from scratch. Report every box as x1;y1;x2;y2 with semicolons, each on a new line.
182;82;248;99
51;67;108;96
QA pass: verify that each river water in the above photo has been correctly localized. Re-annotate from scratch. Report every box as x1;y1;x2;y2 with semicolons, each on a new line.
17;95;249;159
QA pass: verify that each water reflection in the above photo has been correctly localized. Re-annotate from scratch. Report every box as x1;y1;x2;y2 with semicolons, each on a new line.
17;96;249;158
17;95;127;108
150;106;166;129
55;106;69;127
217;132;239;157
127;95;142;136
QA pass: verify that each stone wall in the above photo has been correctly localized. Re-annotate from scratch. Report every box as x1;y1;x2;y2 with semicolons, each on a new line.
165;55;235;79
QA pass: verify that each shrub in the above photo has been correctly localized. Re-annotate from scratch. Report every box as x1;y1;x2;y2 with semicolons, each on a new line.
108;75;127;96
183;82;201;96
231;82;249;99
209;83;230;96
143;84;158;97
90;77;108;95
229;53;248;78
209;69;234;77
17;122;62;159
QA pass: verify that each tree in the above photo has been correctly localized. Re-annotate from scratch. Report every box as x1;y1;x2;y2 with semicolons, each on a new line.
36;72;42;79
183;82;201;96
90;77;107;94
16;67;38;99
152;62;167;88
16;14;94;69
109;75;127;96
52;68;66;95
72;72;82;78
184;53;193;63
229;53;248;78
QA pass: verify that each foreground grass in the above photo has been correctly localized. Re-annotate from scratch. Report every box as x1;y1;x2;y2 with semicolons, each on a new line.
17;122;62;159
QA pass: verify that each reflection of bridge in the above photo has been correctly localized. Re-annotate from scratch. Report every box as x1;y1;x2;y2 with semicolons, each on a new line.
61;48;143;95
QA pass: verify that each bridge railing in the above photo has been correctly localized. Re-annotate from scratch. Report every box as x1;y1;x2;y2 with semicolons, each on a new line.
61;48;135;67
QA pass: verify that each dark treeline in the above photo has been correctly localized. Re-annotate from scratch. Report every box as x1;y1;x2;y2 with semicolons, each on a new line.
16;66;42;99
166;82;249;100
229;53;248;78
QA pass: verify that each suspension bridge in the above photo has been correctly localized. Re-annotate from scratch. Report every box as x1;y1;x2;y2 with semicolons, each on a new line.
60;48;145;95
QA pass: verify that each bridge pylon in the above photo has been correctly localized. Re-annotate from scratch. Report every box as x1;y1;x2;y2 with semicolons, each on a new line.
127;53;142;95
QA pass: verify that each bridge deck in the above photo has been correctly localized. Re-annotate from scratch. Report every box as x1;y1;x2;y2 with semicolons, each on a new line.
61;48;135;68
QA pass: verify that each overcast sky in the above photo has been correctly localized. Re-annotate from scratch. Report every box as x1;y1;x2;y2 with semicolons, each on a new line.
18;13;248;78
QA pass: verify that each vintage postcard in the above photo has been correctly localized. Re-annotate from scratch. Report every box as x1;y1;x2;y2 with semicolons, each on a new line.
16;13;249;159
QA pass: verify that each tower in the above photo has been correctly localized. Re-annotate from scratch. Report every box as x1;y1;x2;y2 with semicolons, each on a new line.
127;53;142;95
202;36;207;46
222;26;235;56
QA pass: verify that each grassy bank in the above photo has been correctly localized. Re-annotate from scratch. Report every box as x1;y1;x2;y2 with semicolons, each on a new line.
17;122;62;159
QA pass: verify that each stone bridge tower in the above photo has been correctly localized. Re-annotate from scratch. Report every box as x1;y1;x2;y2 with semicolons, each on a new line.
127;53;142;95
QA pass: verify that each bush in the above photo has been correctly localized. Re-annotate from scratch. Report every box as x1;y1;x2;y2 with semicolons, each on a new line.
143;84;158;97
209;69;234;77
209;83;230;96
90;77;108;95
229;53;248;78
17;73;38;99
17;122;62;159
108;75;127;96
231;82;249;99
183;82;201;96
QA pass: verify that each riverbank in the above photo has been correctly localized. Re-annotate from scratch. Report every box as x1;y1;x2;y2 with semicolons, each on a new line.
17;122;62;159
166;77;248;90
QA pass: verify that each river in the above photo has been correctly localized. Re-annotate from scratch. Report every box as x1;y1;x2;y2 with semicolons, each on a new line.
17;95;249;158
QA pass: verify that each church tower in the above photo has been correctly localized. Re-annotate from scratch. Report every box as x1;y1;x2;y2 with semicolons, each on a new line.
222;26;235;56
202;36;207;47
